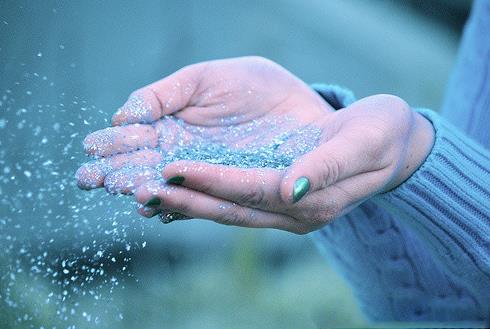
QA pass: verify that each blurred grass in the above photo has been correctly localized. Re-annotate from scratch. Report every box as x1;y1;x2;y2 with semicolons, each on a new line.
4;229;482;328
98;230;367;329
0;229;367;328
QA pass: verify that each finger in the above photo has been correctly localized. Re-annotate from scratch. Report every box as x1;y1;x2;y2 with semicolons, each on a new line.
76;149;162;190
138;208;192;223
162;160;286;210
83;123;158;157
111;89;162;126
104;166;159;195
158;211;192;224
112;63;205;126
300;168;388;224
134;180;306;233
137;204;160;218
280;132;379;204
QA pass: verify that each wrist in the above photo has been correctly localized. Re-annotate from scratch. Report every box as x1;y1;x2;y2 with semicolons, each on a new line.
388;110;435;191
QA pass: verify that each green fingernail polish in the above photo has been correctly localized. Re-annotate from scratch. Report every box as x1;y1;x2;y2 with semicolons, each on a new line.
159;212;189;224
167;176;185;185
293;177;310;203
144;196;161;207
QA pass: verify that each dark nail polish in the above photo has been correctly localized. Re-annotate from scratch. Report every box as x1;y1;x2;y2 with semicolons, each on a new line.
167;176;185;185
159;212;190;224
144;196;161;207
293;177;310;203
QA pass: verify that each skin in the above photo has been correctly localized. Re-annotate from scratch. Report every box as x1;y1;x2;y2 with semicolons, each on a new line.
76;56;435;234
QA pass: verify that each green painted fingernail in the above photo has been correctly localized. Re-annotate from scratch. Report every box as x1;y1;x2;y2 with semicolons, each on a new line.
167;176;185;185
150;210;162;218
144;196;161;207
293;177;310;203
159;212;190;224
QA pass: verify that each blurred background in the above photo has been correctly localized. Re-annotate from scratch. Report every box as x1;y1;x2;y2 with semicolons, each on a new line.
0;0;472;328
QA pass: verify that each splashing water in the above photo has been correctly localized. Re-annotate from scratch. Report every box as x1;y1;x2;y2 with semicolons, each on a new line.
0;72;324;327
0;74;148;327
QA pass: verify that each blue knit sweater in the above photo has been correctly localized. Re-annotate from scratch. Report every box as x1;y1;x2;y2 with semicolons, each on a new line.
312;0;490;323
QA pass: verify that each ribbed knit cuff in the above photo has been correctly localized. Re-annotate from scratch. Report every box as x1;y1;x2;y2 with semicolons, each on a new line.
373;108;490;286
311;83;356;110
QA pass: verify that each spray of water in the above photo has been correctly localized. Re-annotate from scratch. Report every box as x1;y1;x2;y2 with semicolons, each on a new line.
0;72;323;327
0;73;149;327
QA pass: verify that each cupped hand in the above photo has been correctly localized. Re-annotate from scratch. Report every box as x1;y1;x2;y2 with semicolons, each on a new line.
134;94;434;233
76;56;435;234
76;56;333;195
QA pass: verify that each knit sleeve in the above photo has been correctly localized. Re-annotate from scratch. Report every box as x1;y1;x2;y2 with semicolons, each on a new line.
310;84;489;323
372;108;490;293
310;83;356;110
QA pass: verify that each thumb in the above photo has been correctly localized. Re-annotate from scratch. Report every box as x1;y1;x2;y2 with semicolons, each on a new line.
280;134;370;204
111;63;205;126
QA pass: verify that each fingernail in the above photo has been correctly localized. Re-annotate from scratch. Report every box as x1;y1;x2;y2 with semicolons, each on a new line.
150;210;162;218
144;196;161;207
293;177;310;203
142;207;161;218
159;212;190;224
166;176;185;185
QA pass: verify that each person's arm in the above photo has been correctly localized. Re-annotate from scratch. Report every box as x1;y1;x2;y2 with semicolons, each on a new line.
312;84;490;322
313;202;485;322
373;108;490;294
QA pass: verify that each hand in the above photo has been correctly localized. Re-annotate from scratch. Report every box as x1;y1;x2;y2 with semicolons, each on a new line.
76;56;333;194
77;57;435;234
133;94;434;233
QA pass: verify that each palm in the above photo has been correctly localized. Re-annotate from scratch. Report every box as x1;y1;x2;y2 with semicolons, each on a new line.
77;57;333;194
168;57;328;126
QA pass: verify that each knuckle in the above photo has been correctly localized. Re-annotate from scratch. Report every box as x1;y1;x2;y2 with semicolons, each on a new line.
167;195;191;214
320;156;342;186
371;94;412;132
235;171;269;207
177;202;191;215
236;187;265;207
220;205;248;227
374;94;409;112
195;176;215;195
